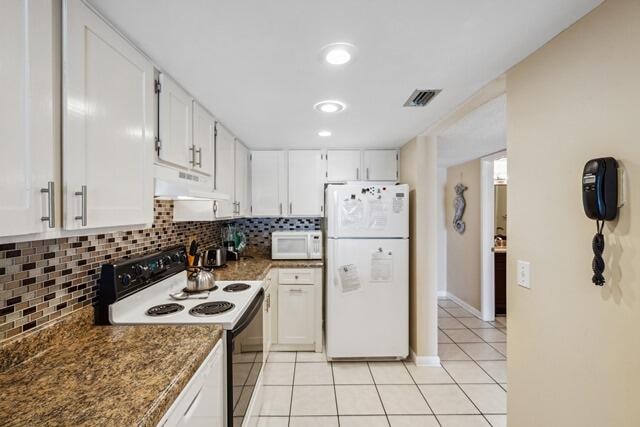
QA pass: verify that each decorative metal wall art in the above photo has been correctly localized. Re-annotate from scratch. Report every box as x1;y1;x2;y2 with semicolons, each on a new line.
453;183;468;234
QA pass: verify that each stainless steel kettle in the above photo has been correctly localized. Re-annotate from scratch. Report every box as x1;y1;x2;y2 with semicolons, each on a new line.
186;266;216;292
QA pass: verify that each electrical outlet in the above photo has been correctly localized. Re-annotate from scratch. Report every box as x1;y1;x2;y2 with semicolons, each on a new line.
517;260;531;289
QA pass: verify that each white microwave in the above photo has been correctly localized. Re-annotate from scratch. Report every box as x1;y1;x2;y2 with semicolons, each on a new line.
271;231;323;260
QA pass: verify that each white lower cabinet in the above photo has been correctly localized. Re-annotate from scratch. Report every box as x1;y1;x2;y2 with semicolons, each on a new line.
277;285;315;345
159;340;224;427
270;268;323;352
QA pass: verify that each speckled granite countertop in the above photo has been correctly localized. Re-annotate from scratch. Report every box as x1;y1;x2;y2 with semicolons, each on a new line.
0;307;222;427
212;251;324;282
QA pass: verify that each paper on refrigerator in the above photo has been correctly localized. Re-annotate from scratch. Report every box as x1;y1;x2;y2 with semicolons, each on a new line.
337;264;361;293
340;196;364;228
367;199;388;229
370;250;393;283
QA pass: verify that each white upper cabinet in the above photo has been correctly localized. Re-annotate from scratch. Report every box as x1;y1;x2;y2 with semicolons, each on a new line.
214;123;236;218
326;149;362;182
288;150;324;216
363;149;399;181
157;74;193;170
251;151;287;216
234;141;250;217
0;0;57;237
64;0;154;230
192;102;215;176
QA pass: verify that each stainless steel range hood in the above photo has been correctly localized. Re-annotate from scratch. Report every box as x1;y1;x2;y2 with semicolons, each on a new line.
154;163;230;201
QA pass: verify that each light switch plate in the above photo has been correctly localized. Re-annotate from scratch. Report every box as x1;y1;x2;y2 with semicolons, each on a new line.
517;260;531;289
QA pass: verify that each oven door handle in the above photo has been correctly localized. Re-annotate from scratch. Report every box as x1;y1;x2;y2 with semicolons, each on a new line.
230;288;265;337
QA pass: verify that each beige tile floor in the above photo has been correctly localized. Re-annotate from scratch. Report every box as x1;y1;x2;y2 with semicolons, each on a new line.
248;298;507;427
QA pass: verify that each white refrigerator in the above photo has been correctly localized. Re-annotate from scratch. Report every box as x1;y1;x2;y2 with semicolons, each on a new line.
325;184;409;359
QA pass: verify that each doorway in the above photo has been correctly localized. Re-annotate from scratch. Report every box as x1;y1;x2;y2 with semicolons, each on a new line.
480;152;507;321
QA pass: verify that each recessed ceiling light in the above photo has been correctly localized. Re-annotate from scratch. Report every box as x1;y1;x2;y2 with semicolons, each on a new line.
314;100;346;113
325;48;351;65
318;130;332;137
320;42;356;66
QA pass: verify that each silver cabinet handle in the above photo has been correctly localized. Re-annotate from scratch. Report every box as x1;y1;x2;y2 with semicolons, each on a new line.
75;185;87;226
213;200;218;217
356;168;359;180
289;288;303;293
279;203;283;215
189;145;195;166
196;147;202;167
289;202;292;214
237;201;240;214
40;181;55;228
366;168;370;180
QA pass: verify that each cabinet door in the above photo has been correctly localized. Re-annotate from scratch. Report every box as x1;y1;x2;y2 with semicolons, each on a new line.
192;102;215;176
251;151;287;216
327;150;361;182
214;123;235;218
0;0;56;237
263;284;273;359
64;0;154;229
363;149;399;181
277;285;315;345
234;141;250;216
158;74;193;169
288;150;323;216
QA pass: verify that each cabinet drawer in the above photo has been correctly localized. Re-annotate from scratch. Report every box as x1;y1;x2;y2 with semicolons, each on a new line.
279;269;314;285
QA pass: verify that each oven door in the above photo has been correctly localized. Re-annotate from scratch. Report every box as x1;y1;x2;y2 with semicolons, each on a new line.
227;289;264;427
272;233;310;259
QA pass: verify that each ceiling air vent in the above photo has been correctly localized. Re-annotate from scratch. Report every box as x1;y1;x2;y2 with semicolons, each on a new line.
403;89;441;107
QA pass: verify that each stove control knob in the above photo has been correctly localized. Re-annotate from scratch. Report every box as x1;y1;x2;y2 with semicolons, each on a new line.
179;253;187;263
133;264;150;279
162;256;173;267
171;253;180;262
121;274;132;286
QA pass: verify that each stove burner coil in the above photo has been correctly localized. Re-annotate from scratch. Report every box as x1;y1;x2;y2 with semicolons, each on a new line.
223;283;251;292
189;301;235;316
146;303;184;316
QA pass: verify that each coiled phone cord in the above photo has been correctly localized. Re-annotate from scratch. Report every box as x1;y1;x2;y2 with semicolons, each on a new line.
592;220;606;286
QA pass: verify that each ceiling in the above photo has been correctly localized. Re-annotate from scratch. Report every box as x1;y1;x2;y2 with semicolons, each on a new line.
89;0;602;150
437;95;506;168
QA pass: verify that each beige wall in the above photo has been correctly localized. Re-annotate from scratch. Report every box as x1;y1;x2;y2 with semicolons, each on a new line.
400;139;420;352
507;0;640;425
445;159;482;311
400;137;439;361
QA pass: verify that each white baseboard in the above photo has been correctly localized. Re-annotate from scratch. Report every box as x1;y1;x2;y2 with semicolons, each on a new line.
437;291;448;298
446;292;483;319
410;349;441;367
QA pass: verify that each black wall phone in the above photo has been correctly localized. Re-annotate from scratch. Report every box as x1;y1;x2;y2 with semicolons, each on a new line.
582;157;619;286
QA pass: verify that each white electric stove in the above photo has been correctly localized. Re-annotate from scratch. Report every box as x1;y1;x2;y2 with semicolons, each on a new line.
108;270;262;329
96;246;265;427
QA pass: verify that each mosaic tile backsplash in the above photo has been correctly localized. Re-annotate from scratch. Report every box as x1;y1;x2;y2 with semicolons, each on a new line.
0;202;322;343
229;217;322;248
0;201;226;343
